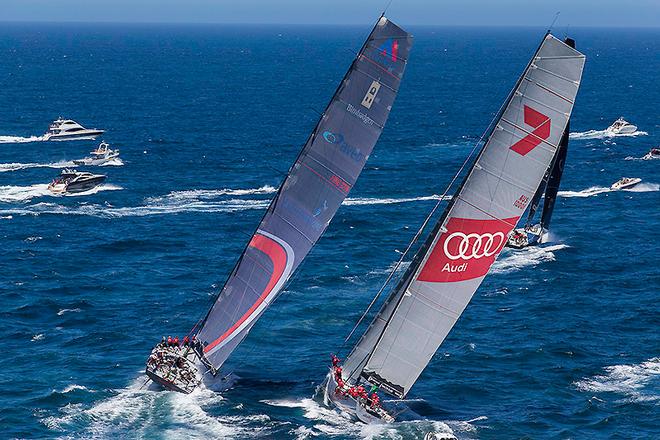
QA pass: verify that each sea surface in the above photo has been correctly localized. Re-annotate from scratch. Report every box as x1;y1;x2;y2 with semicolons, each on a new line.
0;23;658;439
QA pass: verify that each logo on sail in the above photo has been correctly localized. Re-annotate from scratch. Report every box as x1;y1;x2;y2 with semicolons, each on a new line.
376;39;399;66
417;216;519;282
510;105;551;156
361;80;381;109
322;130;366;162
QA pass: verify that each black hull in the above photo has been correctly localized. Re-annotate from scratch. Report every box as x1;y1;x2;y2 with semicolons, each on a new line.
66;176;106;193
145;369;193;394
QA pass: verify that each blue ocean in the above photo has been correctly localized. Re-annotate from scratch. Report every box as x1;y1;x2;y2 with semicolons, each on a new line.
0;23;658;439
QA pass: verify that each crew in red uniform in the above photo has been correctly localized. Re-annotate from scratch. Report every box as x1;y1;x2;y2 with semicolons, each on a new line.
370;392;380;408
331;355;340;367
183;336;190;347
167;336;173;346
173;336;179;347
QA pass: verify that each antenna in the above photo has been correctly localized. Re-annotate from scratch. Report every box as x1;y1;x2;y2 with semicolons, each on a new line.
382;0;394;17
548;11;560;33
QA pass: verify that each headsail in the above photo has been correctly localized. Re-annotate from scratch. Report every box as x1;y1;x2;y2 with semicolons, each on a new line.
342;34;585;399
196;17;413;371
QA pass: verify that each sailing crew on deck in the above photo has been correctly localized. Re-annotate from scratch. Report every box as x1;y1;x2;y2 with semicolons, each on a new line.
183;336;190;346
167;336;173;346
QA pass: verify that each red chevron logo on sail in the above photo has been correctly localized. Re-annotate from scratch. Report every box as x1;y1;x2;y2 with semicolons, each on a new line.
510;105;551;156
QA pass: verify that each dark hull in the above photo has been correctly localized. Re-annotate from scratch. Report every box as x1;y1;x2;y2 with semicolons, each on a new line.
145;369;193;394
47;130;104;141
66;176;106;193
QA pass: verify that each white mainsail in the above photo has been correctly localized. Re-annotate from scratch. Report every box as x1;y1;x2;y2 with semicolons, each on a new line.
341;34;586;399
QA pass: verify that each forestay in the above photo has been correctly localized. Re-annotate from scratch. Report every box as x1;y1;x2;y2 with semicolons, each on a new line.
196;17;413;371
343;34;585;398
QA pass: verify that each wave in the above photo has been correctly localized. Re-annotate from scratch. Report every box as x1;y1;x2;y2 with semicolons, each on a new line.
41;379;272;438
493;244;568;274
99;158;124;166
0;135;45;143
569;129;648;140
574;357;660;404
624;182;659;192
146;185;277;204
0;183;122;203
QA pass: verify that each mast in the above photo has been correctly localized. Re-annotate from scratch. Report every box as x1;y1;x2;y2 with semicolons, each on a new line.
342;33;585;399
195;17;413;372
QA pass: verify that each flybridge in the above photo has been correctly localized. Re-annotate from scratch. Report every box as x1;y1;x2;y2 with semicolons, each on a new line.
145;15;413;393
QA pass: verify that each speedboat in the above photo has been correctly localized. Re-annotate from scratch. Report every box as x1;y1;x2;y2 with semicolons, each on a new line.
73;141;120;166
47;169;106;194
606;117;637;135
642;148;660;160
43;118;104;141
611;177;641;190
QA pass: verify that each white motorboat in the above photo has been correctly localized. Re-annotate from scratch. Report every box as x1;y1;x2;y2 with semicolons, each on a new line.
73;141;120;166
43;118;104;141
642;148;660;160
606;117;637;135
611;177;642;190
47;169;106;194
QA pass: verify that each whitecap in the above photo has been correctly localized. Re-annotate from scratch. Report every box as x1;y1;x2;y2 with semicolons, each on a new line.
344;195;449;206
574;357;660;403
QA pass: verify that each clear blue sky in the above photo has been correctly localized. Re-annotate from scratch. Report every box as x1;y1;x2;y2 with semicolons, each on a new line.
3;0;659;27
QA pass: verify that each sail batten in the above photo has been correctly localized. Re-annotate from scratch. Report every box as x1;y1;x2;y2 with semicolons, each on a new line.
196;17;412;371
342;34;585;398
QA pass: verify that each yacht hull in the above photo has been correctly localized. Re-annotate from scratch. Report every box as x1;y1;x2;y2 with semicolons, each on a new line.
45;130;105;141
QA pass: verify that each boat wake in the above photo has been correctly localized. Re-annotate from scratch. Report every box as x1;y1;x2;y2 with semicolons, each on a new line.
493;244;568;274
569;129;648;140
574;357;660;404
0;135;45;143
344;194;450;206
0;184;122;202
0;160;77;173
559;182;658;198
263;397;469;439
0;188;452;218
40;379;272;438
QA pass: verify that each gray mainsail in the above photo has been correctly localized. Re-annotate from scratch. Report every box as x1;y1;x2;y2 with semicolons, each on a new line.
342;34;585;398
196;17;413;371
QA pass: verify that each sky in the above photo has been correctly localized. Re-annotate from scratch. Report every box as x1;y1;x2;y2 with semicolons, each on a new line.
2;0;659;27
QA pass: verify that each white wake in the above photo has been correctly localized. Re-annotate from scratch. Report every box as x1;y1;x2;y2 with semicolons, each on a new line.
569;129;648;140
0;183;122;203
0;160;77;173
493;244;568;274
41;379;270;438
574;357;660;404
0;135;45;143
559;182;658;198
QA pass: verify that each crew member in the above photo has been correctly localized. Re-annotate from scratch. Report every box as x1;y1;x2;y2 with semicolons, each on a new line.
167;336;173;346
183;336;190;346
331;355;340;367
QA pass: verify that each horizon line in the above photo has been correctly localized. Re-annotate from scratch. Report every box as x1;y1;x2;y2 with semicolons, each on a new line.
0;20;658;29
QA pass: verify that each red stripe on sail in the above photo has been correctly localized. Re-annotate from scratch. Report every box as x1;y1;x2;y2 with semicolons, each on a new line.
510;105;551;156
204;233;288;353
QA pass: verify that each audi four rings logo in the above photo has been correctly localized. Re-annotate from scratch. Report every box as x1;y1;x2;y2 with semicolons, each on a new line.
417;216;519;283
443;231;506;260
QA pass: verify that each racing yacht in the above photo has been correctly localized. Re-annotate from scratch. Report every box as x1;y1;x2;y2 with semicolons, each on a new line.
73;141;120;166
611;177;641;190
607;117;637;135
43;118;104;141
642;148;660;160
507;224;543;249
47;169;106;194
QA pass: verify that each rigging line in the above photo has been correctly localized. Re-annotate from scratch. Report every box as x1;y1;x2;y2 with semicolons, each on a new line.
548;12;561;33
382;0;394;16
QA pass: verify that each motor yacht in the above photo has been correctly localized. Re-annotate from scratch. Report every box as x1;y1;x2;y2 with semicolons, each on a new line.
47;169;106;194
606;117;637;135
611;177;641;190
642;148;660;160
73;141;120;166
43;118;104;141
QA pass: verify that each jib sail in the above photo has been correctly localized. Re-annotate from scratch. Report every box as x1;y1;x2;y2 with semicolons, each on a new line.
196;17;413;371
342;34;585;399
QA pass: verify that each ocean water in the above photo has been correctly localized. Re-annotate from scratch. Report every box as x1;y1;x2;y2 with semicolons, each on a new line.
0;23;658;439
